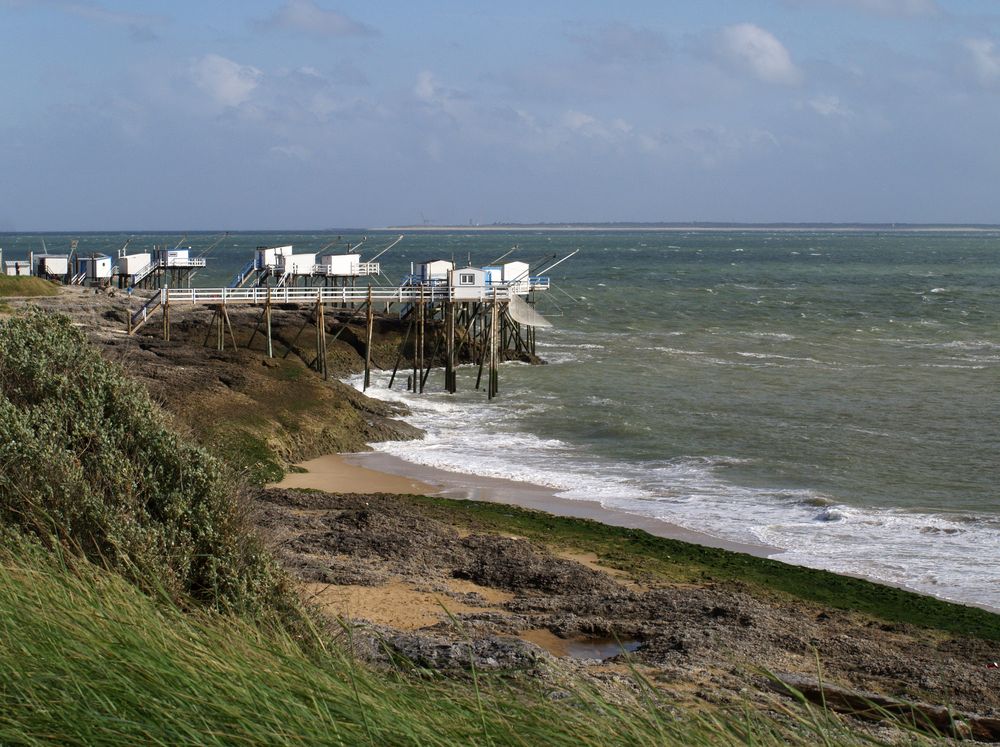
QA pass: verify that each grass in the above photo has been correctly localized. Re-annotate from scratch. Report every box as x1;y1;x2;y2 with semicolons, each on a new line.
0;275;58;298
208;426;286;485
0;539;934;746
400;494;1000;642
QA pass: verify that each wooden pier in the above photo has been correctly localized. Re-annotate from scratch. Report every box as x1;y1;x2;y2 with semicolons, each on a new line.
128;283;548;399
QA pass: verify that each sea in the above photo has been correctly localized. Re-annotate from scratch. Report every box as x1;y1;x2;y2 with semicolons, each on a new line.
4;228;999;609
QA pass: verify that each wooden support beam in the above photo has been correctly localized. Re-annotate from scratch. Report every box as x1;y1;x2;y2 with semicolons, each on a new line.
445;301;456;393
363;286;374;390
223;304;238;350
265;288;273;358
414;288;423;394
388;317;414;389
202;309;218;348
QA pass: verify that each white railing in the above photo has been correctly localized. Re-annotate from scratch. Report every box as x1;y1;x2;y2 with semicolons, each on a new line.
163;257;207;268
130;260;159;284
162;284;510;306
309;261;381;277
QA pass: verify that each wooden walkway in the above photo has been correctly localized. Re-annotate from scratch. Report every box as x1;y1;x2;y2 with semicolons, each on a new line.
127;283;539;400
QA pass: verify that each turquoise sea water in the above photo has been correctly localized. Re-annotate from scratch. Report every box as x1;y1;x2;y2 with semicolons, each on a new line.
4;229;999;607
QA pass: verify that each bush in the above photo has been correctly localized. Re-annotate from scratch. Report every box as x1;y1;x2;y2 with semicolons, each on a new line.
0;310;283;614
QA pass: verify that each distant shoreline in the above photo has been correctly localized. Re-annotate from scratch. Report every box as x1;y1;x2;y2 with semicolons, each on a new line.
386;223;1000;233
4;223;1000;235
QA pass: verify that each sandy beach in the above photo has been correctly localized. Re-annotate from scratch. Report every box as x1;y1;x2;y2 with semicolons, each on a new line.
274;453;437;496
274;450;778;559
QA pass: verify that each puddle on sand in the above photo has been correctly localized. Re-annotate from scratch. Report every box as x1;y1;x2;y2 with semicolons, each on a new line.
519;629;641;660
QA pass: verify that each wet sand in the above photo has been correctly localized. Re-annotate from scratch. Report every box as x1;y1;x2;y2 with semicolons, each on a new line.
278;450;778;559
274;453;437;496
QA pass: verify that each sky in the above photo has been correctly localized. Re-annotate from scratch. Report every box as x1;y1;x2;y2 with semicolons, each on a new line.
3;0;1000;229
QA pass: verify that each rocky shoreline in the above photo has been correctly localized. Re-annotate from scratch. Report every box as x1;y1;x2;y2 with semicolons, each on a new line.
256;488;1000;731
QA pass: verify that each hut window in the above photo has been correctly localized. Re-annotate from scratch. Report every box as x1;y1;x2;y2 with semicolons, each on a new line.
459;273;476;285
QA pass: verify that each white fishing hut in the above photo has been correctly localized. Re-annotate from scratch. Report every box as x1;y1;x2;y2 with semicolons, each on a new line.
501;261;531;294
280;252;317;276
319;253;361;277
157;247;193;266
449;267;488;300
256;245;293;269
419;259;454;283
77;255;113;281
4;260;31;276
118;252;153;277
33;254;70;278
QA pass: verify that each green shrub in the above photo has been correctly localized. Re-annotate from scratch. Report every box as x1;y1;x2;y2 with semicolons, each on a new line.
0;310;283;614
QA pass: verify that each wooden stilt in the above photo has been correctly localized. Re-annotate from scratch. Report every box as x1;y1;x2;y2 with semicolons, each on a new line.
488;297;498;399
421;326;443;390
265;288;273;358
363;286;374;390
223;304;238;349
414;288;423;394
388;317;414;389
445;301;456;393
475;309;488;391
203;309;218;348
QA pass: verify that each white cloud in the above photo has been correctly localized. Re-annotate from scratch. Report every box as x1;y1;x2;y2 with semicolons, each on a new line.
964;38;1000;86
717;23;803;85
808;94;852;117
560;110;633;142
413;71;468;111
257;0;375;37
414;71;439;103
191;54;262;108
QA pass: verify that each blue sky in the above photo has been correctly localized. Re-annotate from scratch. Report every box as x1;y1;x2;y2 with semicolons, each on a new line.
3;0;1000;229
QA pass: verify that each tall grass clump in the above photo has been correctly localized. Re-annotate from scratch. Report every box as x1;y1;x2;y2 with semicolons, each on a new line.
0;310;283;614
0;538;914;747
0;276;59;298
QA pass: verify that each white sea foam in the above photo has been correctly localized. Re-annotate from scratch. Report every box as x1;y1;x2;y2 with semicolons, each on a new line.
735;352;822;364
349;371;1000;610
742;332;795;341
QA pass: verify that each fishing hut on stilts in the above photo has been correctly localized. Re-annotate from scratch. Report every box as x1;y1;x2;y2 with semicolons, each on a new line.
126;240;575;399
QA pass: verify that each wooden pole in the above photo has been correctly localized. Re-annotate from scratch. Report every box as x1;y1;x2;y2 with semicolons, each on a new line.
388;317;414;389
414;287;423;394
445;301;456;393
489;296;498;399
475;303;487;391
364;286;374;390
223;304;238;350
162;293;170;341
203;309;218;348
265;287;273;358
